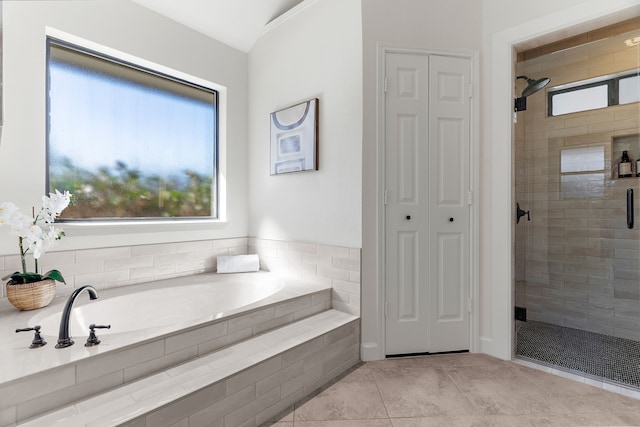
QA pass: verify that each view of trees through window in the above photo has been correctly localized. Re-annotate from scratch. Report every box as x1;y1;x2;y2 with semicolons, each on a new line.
47;39;217;220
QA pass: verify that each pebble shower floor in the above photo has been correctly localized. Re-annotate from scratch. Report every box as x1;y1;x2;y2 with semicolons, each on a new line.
516;320;640;389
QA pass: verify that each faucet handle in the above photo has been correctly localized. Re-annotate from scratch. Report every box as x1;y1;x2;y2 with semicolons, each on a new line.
16;325;47;348
85;324;111;347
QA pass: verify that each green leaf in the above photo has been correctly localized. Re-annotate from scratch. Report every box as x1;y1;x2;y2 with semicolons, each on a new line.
5;272;44;284
43;269;67;284
2;271;20;281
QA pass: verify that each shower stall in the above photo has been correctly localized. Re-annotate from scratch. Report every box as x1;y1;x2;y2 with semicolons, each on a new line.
514;22;640;389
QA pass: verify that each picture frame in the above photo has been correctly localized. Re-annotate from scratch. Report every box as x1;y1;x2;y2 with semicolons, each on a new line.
270;98;318;175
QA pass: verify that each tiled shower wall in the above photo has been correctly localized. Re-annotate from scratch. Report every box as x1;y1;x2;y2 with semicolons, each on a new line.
0;237;361;316
515;28;640;339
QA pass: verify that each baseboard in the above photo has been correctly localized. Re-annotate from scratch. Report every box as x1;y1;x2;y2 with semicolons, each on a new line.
479;336;494;356
360;341;383;361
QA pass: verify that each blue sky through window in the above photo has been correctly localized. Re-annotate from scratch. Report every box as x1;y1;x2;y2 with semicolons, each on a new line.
47;43;217;219
48;60;215;180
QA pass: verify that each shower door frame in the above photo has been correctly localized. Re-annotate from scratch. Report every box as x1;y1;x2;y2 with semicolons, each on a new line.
487;1;640;361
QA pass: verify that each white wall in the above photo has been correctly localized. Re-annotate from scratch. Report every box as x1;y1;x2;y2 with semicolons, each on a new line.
0;1;249;256
247;0;363;248
360;0;482;361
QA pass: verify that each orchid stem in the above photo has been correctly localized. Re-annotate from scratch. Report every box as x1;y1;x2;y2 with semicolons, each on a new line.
18;237;27;274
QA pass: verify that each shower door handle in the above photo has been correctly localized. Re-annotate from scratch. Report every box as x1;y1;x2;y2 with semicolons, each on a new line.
628;188;634;229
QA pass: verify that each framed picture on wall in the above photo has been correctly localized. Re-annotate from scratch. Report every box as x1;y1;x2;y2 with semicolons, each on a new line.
270;98;318;175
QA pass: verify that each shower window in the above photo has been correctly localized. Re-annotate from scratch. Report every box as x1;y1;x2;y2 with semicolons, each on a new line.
46;38;218;221
619;74;640;104
548;69;640;116
550;84;609;116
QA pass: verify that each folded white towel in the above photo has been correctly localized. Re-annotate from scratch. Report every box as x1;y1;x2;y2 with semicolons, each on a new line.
216;254;260;274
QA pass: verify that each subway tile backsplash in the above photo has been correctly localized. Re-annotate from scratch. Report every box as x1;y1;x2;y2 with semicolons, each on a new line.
0;238;247;299
0;237;361;316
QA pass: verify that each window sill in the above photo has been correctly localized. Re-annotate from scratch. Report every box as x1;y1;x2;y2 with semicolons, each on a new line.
61;218;229;237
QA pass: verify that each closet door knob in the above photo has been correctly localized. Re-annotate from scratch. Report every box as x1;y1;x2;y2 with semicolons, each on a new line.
406;215;411;220
449;217;454;222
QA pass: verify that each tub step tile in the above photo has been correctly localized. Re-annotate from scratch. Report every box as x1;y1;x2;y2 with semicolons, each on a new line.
18;310;359;427
16;405;79;427
62;394;136;427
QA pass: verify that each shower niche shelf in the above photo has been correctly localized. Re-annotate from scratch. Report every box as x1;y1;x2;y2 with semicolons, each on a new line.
612;134;640;180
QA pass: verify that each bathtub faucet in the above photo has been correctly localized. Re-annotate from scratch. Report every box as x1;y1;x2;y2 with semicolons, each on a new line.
56;285;99;349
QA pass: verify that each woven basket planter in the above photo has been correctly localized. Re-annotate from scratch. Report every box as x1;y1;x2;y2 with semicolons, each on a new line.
6;279;56;311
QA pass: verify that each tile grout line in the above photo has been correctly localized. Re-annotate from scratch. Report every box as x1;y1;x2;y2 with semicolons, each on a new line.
367;362;393;423
438;365;488;420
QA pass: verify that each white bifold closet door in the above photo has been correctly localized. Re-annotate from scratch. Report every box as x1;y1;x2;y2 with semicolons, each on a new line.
384;52;471;355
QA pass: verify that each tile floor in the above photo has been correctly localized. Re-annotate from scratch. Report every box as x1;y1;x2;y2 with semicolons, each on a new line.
267;353;640;426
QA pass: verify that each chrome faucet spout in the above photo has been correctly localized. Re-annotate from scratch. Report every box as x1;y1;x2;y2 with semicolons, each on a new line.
56;285;98;349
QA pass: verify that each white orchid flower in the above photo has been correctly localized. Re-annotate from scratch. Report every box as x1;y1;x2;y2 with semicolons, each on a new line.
42;190;72;219
0;203;29;233
32;239;44;259
24;224;44;243
29;226;62;259
46;225;65;242
11;215;33;237
1;190;72;276
0;202;19;224
38;205;54;224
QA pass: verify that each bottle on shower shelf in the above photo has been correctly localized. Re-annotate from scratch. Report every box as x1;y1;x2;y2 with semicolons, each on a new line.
619;150;632;178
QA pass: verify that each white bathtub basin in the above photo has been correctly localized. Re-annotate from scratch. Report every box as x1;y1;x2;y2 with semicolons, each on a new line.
30;273;285;339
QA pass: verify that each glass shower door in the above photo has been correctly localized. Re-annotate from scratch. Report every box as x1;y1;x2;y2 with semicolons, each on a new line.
514;26;640;388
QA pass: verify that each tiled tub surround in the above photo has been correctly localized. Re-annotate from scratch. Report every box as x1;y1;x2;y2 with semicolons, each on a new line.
515;27;640;338
0;237;361;318
0;272;338;426
0;238;251;300
249;238;361;317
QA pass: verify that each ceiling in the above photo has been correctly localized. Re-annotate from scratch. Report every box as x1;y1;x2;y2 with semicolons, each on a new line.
130;0;305;53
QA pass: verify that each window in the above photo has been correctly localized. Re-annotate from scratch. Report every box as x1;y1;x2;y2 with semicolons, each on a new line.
46;38;218;220
548;69;640;116
551;84;609;116
619;74;640;105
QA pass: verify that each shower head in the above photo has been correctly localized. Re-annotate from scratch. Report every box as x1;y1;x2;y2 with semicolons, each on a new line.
517;75;551;97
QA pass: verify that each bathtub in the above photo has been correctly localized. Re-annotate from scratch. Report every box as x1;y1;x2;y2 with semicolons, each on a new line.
30;273;286;338
0;271;330;386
